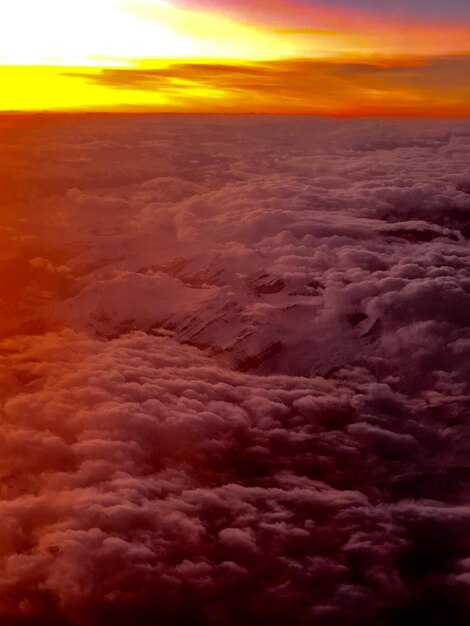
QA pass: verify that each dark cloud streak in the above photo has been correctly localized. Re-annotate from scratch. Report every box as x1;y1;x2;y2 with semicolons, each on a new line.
62;56;470;116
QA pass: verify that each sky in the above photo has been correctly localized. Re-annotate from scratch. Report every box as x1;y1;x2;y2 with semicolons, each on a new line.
0;0;470;114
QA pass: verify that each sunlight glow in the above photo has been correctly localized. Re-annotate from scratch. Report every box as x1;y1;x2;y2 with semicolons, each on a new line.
0;0;297;65
0;0;468;114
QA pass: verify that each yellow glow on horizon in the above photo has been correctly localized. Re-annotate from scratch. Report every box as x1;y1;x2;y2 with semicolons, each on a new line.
0;1;468;116
1;60;469;117
0;65;232;112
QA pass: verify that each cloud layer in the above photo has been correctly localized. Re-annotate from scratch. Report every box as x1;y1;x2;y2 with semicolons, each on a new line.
0;115;469;625
60;55;470;116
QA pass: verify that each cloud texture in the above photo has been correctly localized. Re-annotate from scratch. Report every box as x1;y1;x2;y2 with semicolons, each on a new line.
0;115;470;625
63;55;470;116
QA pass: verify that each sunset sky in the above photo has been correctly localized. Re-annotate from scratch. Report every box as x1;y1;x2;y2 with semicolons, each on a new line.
1;0;470;114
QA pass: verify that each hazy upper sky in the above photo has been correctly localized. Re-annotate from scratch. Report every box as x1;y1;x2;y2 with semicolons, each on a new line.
0;0;469;114
303;0;470;19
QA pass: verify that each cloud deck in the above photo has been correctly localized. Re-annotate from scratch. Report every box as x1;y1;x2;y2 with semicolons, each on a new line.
0;115;469;625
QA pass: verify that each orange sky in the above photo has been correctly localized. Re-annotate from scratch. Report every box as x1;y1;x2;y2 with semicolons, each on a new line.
0;0;469;115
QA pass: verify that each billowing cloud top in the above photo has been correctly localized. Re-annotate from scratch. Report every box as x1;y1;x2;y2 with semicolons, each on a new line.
0;114;470;625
